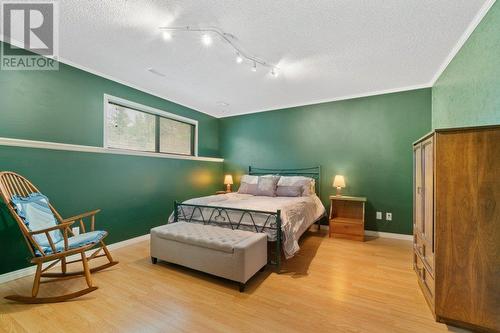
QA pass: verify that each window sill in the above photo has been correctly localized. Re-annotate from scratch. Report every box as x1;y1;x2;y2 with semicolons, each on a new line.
0;137;224;163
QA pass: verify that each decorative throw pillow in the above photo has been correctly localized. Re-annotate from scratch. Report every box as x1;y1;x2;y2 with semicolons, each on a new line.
237;174;259;195
276;185;303;197
11;193;63;247
277;176;315;196
240;175;258;184
256;175;280;197
238;182;258;195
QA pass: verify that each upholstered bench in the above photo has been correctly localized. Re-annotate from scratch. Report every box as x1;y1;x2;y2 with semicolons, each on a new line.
150;222;268;291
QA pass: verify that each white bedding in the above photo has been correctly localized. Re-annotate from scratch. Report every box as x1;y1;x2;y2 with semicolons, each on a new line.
171;193;326;258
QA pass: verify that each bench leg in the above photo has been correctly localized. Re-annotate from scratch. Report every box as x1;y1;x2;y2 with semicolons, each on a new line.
239;283;246;292
151;257;157;264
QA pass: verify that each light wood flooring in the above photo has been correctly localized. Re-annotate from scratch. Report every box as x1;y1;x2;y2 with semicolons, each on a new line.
0;230;462;332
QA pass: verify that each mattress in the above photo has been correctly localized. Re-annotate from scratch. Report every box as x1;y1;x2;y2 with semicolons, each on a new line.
169;193;326;258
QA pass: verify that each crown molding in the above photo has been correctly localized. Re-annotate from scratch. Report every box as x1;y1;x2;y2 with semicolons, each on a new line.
219;83;431;118
429;0;497;85
0;36;215;119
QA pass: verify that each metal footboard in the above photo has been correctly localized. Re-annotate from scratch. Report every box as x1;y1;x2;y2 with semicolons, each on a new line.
172;201;283;271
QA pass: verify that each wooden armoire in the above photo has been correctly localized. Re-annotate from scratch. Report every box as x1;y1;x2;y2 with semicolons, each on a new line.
413;125;500;333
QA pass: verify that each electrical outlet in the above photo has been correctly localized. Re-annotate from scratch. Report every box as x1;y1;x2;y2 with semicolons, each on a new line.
386;212;392;221
72;227;80;236
376;212;382;220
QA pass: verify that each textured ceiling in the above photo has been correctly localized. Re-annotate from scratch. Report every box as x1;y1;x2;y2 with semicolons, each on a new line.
56;0;490;117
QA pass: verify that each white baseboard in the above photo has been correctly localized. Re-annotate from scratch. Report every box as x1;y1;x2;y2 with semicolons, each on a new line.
319;225;412;241
0;234;149;284
364;230;413;241
106;234;149;251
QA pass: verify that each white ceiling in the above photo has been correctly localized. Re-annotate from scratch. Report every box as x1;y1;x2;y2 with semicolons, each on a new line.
57;0;491;117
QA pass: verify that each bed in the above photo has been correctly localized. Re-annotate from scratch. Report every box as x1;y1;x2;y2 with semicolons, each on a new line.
170;166;326;270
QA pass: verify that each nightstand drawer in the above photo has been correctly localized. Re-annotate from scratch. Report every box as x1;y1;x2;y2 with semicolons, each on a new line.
329;195;366;241
330;221;364;236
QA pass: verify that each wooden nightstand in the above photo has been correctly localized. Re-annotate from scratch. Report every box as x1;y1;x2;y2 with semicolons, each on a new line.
215;191;228;195
329;195;367;241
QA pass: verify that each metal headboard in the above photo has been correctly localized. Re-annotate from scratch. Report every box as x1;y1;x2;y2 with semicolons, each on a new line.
248;166;321;196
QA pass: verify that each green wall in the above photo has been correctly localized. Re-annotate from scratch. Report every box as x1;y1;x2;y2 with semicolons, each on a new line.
432;1;500;128
0;42;222;274
0;43;219;156
220;89;432;235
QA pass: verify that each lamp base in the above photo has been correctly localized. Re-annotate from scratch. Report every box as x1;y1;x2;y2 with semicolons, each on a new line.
226;184;232;193
336;187;342;196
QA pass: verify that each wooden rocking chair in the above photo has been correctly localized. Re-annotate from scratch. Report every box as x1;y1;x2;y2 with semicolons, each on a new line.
0;171;118;303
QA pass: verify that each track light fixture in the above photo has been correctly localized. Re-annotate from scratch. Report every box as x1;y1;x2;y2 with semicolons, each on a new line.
201;33;212;46
236;53;243;64
159;25;279;77
162;31;172;41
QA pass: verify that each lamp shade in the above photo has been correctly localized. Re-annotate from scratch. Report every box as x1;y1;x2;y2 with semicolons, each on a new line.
333;175;346;188
224;175;234;185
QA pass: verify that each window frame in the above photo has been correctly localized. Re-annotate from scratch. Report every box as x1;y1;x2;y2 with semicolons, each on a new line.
103;94;198;157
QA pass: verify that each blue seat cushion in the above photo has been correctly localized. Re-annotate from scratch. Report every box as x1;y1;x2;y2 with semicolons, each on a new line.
35;230;108;256
11;193;63;248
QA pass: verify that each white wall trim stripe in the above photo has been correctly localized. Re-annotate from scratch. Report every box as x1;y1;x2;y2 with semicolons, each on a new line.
0;234;149;284
0;137;224;163
429;0;497;85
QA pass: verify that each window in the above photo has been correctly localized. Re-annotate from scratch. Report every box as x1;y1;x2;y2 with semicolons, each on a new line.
159;117;194;155
104;95;197;156
106;104;156;152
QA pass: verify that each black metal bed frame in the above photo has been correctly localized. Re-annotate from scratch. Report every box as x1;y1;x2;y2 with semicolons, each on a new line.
172;166;321;272
248;166;321;196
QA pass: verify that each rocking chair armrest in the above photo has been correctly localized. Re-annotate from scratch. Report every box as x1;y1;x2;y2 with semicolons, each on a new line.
63;209;100;232
62;209;101;223
29;221;75;235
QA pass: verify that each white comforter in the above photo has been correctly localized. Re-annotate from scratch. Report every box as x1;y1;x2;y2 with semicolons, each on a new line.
171;193;326;258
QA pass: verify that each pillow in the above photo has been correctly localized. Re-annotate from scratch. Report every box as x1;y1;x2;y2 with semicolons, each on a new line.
256;175;280;197
238;174;259;194
11;193;63;248
277;176;315;196
238;182;258;195
276;185;302;197
240;174;258;184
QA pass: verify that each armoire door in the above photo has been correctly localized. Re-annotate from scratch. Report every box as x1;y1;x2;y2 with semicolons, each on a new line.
422;137;434;270
413;144;424;236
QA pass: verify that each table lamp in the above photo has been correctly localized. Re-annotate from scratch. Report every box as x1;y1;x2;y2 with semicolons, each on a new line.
333;175;346;196
224;175;234;192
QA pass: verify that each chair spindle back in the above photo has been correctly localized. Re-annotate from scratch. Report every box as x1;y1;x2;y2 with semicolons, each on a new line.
0;171;64;257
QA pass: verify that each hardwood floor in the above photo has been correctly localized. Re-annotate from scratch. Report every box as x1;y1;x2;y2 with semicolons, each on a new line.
0;230;458;332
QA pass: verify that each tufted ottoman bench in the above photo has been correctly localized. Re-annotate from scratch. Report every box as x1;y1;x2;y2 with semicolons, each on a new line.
150;222;268;291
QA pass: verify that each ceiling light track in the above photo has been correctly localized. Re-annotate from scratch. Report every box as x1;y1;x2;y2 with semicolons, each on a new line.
159;25;278;76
